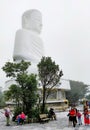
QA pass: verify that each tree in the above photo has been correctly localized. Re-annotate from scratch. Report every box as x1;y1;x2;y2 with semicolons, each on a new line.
0;91;5;108
66;80;88;105
86;94;90;100
2;60;38;115
37;56;63;113
4;84;22;107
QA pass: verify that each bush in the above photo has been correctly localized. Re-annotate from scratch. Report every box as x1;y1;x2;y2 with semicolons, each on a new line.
40;105;48;114
27;107;39;119
12;107;22;121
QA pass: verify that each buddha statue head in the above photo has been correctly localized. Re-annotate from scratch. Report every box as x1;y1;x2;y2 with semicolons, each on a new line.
22;9;42;34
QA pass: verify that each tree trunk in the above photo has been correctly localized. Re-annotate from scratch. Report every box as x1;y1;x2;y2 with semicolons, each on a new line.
42;85;46;113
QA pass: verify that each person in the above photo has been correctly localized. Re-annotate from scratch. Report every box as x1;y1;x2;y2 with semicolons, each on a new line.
16;112;26;125
69;107;77;127
13;9;44;74
67;110;72;127
76;110;82;125
48;108;56;120
88;101;90;108
83;108;89;125
16;114;21;125
4;106;11;126
20;112;26;124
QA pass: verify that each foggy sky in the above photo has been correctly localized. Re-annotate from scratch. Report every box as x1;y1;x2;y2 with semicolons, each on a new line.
0;0;90;88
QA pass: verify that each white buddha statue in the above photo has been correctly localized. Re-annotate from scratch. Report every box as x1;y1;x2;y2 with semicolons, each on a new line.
13;9;44;74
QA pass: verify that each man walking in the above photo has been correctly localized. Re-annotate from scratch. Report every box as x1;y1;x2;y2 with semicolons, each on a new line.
4;106;11;126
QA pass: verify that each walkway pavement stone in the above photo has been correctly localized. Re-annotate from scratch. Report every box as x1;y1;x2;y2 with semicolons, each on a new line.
0;108;90;130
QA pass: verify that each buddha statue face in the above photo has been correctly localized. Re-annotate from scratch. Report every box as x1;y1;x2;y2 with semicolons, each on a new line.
22;9;42;34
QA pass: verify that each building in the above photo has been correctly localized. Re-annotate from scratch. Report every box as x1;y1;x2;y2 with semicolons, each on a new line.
5;78;71;111
38;78;71;111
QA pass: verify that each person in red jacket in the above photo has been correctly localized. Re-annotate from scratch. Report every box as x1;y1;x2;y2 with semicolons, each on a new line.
20;112;26;124
83;108;89;125
69;107;77;127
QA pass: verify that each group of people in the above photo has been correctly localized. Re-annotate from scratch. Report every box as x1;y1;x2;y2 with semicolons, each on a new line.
5;105;90;127
68;105;90;127
16;112;26;125
67;106;82;127
4;105;26;126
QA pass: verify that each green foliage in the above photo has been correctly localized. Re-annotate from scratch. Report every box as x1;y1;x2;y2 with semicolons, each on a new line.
85;94;90;100
37;56;63;113
27;106;49;120
0;91;5;108
12;107;23;121
38;57;63;87
2;60;31;78
4;90;12;101
28;107;40;118
2;60;38;115
40;105;48;114
4;84;22;106
66;80;88;105
21;74;38;114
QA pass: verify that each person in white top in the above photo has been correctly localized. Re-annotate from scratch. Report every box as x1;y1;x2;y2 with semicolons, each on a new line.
4;105;11;126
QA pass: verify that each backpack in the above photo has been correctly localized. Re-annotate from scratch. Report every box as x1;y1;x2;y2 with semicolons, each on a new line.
5;111;9;117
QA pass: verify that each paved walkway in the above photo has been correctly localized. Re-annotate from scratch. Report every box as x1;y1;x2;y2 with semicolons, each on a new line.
0;109;90;130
